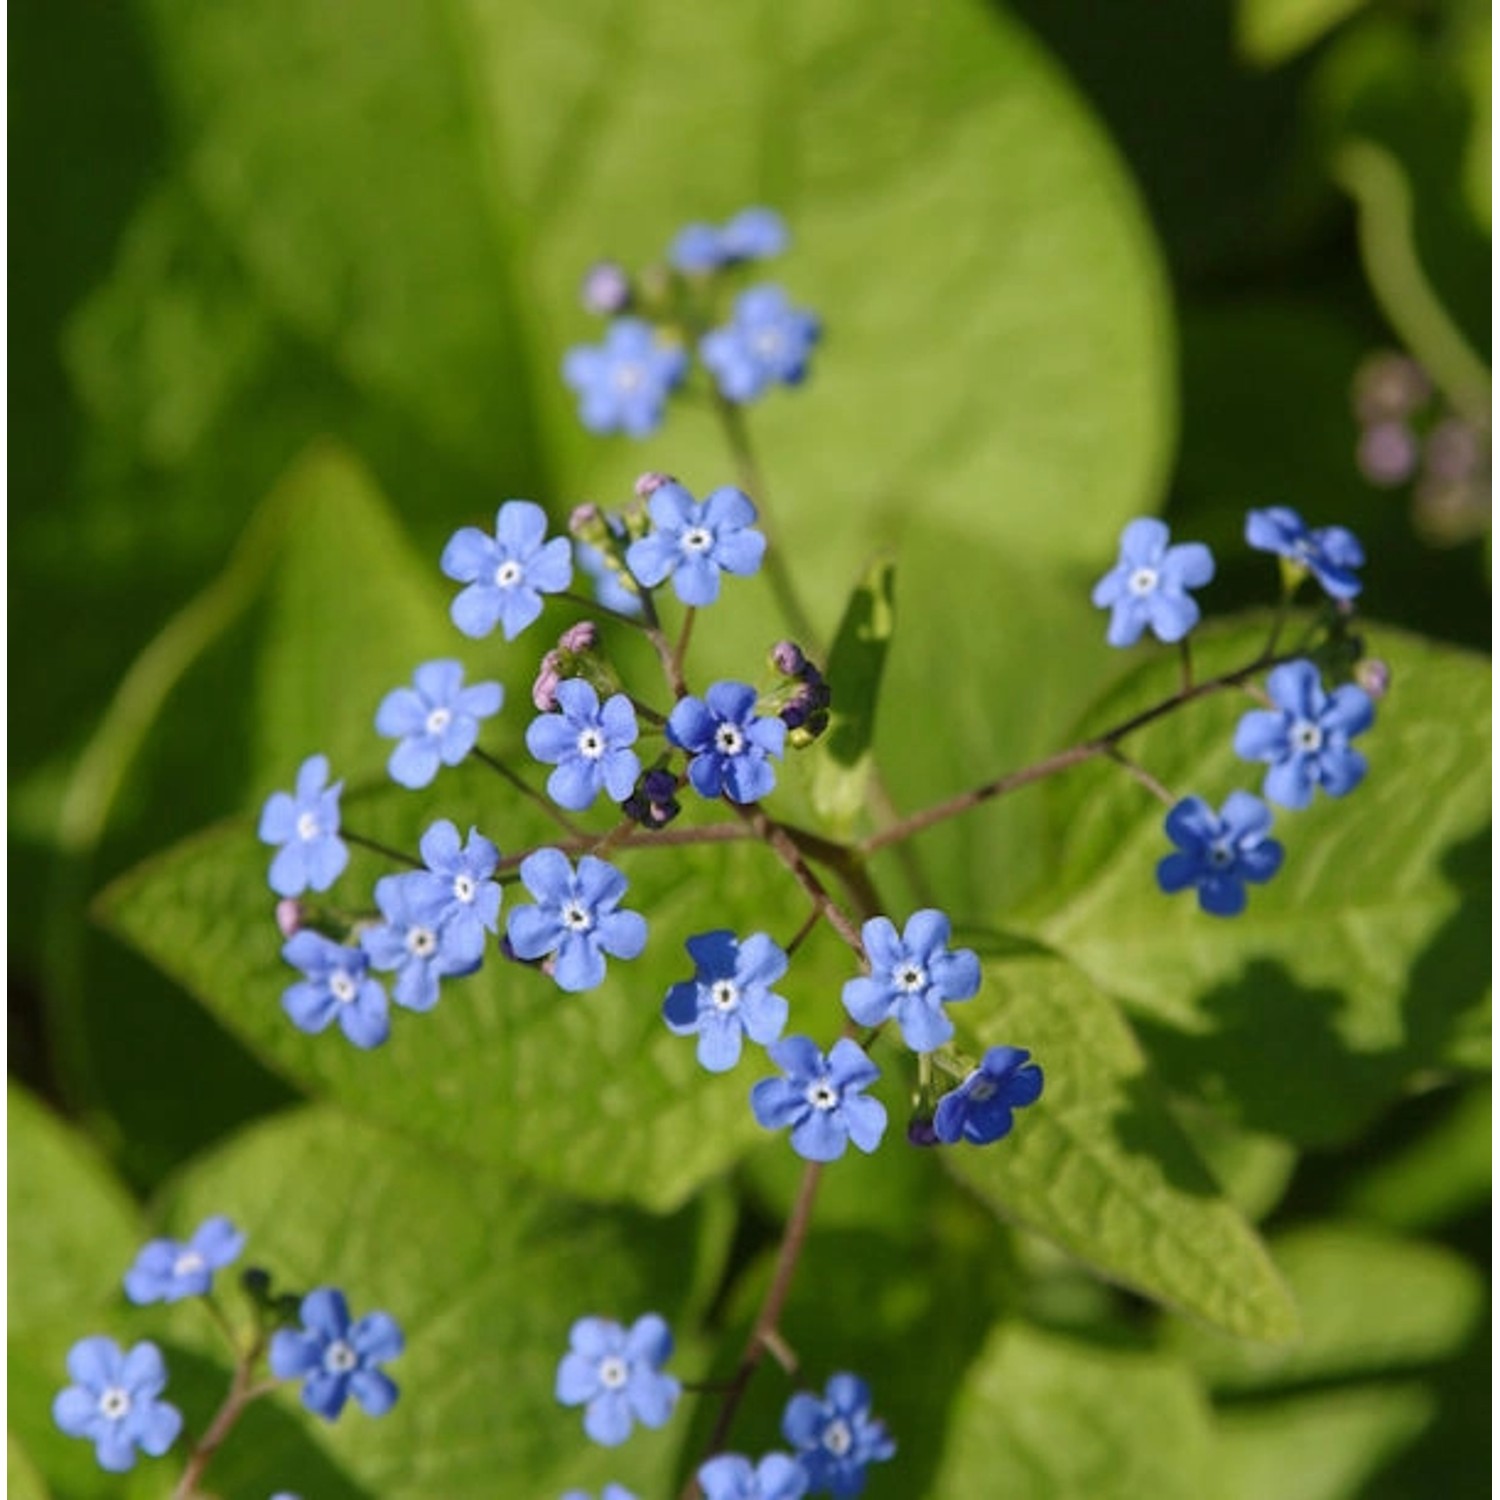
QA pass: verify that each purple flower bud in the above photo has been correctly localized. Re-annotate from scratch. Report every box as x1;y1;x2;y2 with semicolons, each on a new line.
558;620;599;654
1352;351;1430;423
634;471;675;500
642;768;679;802
780;691;813;730
1423;417;1487;484
580;260;631;316
907;1117;940;1148
770;640;807;677
275;899;304;938
1357;421;1419;487
1355;658;1392;699
532;651;563;712
569;503;604;537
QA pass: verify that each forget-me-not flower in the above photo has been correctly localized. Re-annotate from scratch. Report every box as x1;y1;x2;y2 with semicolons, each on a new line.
375;660;503;789
362;872;481;1011
441;500;573;641
258;755;348;897
562;318;689;437
406;819;503;966
697;1452;809;1500
751;1037;887;1162
1246;506;1365;599
555;1314;681;1447
625;481;766;606
1157;791;1284;916
662;930;789;1072
670;207;787;272
281;931;390;1048
525;680;642;811
781;1373;895;1498
667;682;787;804
563;1489;638;1500
52;1337;183;1473
933;1047;1045;1146
577;537;644;616
269;1287;403;1422
700;286;820;403
506;849;648;992
124;1216;245;1305
1091;518;1215;647
841;910;981;1053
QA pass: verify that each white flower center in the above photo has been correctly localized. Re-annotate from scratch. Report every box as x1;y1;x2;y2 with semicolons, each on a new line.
681;526;714;554
753;328;785;360
710;979;740;1012
823;1417;853;1457
425;706;452;736
562;901;593;933
295;811;320;841
453;874;476;904
613;362;645;394
329;970;359;1004
968;1077;998;1103
893;962;926;994
172;1249;206;1277
98;1386;132;1421
598;1355;629;1390
325;1340;358;1374
1127;566;1159;597
494;559;524;590
1291;720;1323;753
406;926;438;958
577;728;606;760
714;724;745;757
806;1079;840;1112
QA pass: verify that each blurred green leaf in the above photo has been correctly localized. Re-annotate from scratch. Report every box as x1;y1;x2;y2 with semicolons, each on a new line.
1236;0;1368;68
6;1435;49;1500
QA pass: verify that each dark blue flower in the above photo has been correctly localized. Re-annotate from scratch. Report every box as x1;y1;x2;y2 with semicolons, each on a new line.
840;910;981;1052
124;1216;245;1305
700;285;821;403
406;819;503;966
1091;518;1215;647
375;660;504;789
751;1037;887;1162
669;207;788;272
697;1452;809;1500
258;755;348;897
1245;506;1365;599
52;1337;183;1473
1234;659;1375;809
555;1314;680;1447
781;1373;895;1498
525;680;642;811
441;500;573;641
269;1287;403;1422
506;849;648;993
362;872;481;1012
663;930;789;1072
625;482;766;606
933;1047;1044;1146
667;681;787;804
1157;791;1284;917
281;931;390;1048
562;318;689;437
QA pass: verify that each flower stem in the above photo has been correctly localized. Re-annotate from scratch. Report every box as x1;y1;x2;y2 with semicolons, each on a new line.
342;829;423;869
171;1350;276;1499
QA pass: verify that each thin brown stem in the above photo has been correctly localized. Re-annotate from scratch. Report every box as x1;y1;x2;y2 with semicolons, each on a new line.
342;829;423;869
735;804;867;961
1105;747;1176;806
171;1356;276;1499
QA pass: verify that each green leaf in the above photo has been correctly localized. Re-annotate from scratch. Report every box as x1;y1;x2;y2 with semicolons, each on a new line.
1236;0;1369;67
942;957;1299;1342
1019;619;1491;1145
6;1435;49;1500
928;1324;1216;1500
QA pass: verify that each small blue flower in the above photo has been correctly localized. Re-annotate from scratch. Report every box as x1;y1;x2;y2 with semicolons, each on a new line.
362;872;481;1012
667;682;787;804
700;285;821;403
375;660;504;789
525;680;642;811
1157;791;1284;917
258;755;348;897
405;819;503;967
441;500;573;641
555;1314;681;1447
669;207;788;271
506;849;648;993
781;1373;895;1498
562;318;689;437
625;482;766;606
933;1047;1044;1146
562;1489;637;1500
281;931;390;1048
751;1037;887;1163
1246;506;1365;599
1234;659;1376;809
52;1337;183;1473
697;1452;809;1500
577;536;644;616
1091;518;1215;647
841;910;981;1053
124;1216;245;1305
269;1287;403;1422
663;930;789;1072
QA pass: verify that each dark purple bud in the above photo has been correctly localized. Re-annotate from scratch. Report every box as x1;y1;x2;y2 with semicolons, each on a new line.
770;640;807;677
1352;351;1430;423
1357;421;1419;487
907;1117;941;1148
634;471;675;500
532;650;563;711
275;899;304;938
1423;417;1486;484
580;260;632;316
642;768;679;801
558;620;598;654
1355;658;1392;699
780;693;812;730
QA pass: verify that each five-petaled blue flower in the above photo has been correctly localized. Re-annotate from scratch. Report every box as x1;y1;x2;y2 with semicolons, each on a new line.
670;207;788;272
441;500;573;641
562;318;689;437
362;872;481;1012
1246;506;1365;599
697;1452;809;1500
506;849;648;993
625;481;767;607
1157;791;1284;917
781;1373;895;1498
375;660;503;789
667;682;787;804
281;931;390;1048
124;1215;245;1305
933;1047;1045;1146
52;1337;183;1473
406;819;503;966
700;286;821;404
269;1287;403;1422
525;680;642;811
841;910;981;1053
258;754;348;897
1234;659;1375;809
663;930;789;1072
1091;518;1215;647
751;1037;887;1163
555;1314;681;1447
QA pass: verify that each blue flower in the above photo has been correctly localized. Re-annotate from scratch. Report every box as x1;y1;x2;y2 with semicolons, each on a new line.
375;660;504;789
625;482;766;606
269;1287;403;1422
933;1047;1044;1146
124;1216;245;1305
441;500;573;641
562;318;689;437
555;1314;681;1447
52;1337;183;1473
662;930;789;1072
281;931;390;1048
405;819;503;966
669;207;788;271
1234;659;1376;809
667;682;787;804
562;1489;637;1500
1091;518;1215;647
700;285;821;403
841;910;981;1053
577;537;644;616
525;680;642;811
751;1037;887;1162
506;849;648;992
361;872;481;1012
781;1373;895;1498
1246;506;1365;599
1157;791;1284;917
697;1452;809;1500
258;754;348;897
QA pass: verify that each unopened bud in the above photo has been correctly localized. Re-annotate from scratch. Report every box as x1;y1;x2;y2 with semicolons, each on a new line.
558;620;599;655
770;640;807;677
580;260;631;316
1357;420;1419;487
275;899;304;938
532;651;563;712
1355;658;1391;699
569;502;605;541
634;471;675;500
907;1117;941;1148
